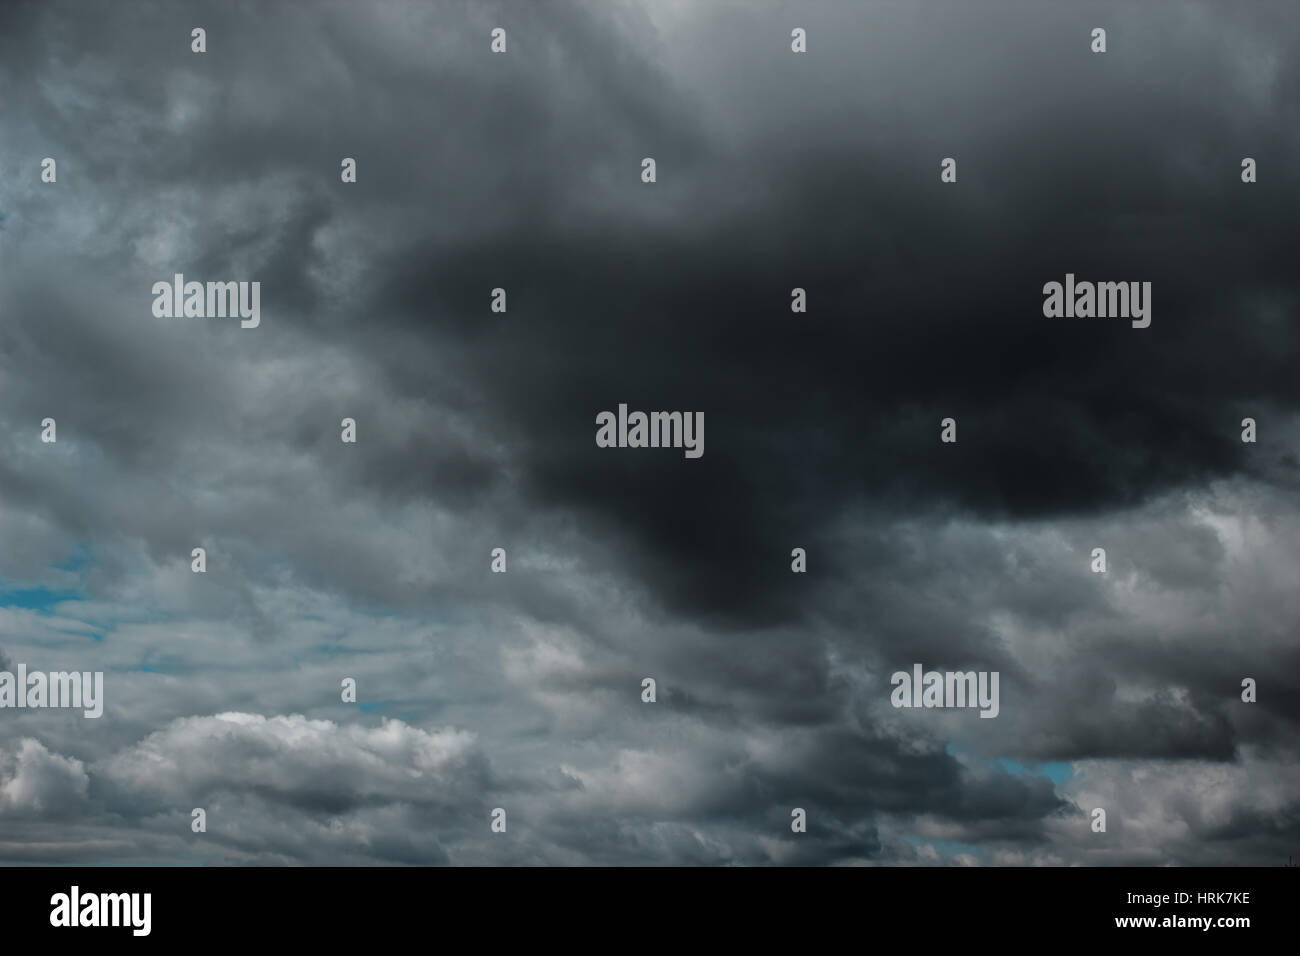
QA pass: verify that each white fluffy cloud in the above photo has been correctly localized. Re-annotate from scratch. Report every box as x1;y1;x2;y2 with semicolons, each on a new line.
0;738;89;817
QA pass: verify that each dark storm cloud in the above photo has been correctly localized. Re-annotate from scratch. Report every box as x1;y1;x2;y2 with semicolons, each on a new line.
332;0;1300;627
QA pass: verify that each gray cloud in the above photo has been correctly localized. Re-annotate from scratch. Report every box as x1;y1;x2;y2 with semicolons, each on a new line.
0;0;1296;865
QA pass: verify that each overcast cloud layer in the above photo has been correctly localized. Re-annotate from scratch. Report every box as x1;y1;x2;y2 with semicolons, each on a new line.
0;0;1297;865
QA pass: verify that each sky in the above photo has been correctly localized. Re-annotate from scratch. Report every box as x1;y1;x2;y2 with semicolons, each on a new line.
0;0;1297;865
